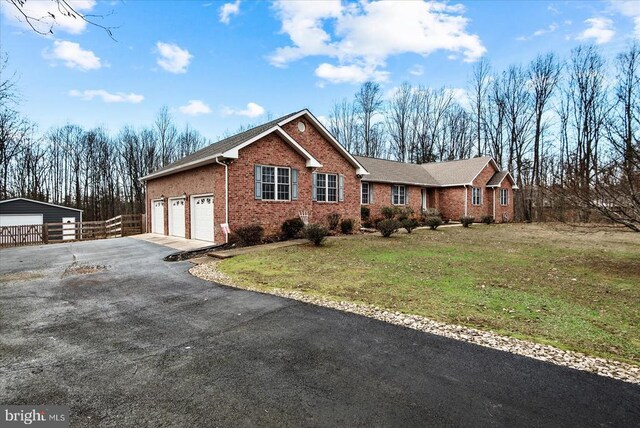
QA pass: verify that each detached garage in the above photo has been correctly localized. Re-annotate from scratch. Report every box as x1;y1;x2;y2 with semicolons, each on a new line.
0;198;83;241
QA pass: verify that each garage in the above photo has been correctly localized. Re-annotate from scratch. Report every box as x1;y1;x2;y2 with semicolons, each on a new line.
168;197;186;238
191;195;214;242
0;198;82;227
151;199;164;234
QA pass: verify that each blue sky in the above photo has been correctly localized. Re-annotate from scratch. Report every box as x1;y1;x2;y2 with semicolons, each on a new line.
1;0;638;141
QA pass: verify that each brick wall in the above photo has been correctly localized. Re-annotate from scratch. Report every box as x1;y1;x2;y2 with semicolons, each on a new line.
363;182;424;219
494;179;515;222
228;118;360;237
146;163;226;243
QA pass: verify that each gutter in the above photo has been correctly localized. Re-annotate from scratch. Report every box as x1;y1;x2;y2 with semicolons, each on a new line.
464;185;468;217
493;188;496;219
215;158;229;243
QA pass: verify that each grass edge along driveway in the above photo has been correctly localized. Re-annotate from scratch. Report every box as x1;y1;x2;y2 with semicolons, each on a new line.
217;224;640;365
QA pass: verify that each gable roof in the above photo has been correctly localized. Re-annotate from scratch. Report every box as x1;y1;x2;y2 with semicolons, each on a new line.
487;170;518;189
358;155;509;187
354;156;439;187
0;197;83;212
141;109;368;181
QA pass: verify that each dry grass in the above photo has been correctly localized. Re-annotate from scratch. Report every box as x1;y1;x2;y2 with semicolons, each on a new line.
218;223;640;364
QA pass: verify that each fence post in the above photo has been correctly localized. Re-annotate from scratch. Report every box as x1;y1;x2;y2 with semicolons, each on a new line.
43;224;48;244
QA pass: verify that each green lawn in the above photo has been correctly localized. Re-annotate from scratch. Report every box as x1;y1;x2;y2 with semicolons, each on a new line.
218;223;640;364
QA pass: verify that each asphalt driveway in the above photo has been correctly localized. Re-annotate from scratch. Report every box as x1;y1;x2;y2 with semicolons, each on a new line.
0;238;638;427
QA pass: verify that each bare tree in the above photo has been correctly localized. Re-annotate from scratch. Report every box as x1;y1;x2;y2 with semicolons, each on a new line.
154;106;177;167
470;57;491;156
354;81;384;157
386;82;414;162
328;98;360;154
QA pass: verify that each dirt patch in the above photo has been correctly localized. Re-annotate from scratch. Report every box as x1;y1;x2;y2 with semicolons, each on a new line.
0;271;46;284
62;264;107;277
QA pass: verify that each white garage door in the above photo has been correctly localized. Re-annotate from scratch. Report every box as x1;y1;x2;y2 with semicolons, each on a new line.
151;199;164;234
191;195;214;242
169;198;186;238
0;214;43;227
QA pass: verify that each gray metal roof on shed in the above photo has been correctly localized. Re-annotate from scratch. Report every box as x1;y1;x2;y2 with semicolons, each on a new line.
0;198;83;211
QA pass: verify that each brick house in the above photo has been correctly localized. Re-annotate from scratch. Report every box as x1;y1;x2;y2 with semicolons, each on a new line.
141;109;517;245
355;156;517;222
141;110;368;244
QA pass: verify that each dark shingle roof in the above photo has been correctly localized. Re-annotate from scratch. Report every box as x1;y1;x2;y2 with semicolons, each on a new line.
487;171;509;186
148;111;302;176
357;155;497;187
354;156;439;186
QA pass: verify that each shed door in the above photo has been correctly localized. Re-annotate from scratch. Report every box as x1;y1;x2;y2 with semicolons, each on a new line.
152;200;165;234
62;217;76;241
169;198;186;238
192;195;214;242
0;214;43;227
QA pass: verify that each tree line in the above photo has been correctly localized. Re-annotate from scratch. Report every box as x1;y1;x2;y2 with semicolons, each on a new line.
327;44;639;230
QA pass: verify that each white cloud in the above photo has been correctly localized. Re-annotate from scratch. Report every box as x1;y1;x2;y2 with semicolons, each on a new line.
269;0;485;84
517;23;559;41
44;41;101;71
155;42;193;74
219;0;240;24
577;17;615;44
1;0;96;35
409;64;424;76
609;1;640;39
222;102;265;117
69;89;144;103
179;100;212;116
315;63;389;84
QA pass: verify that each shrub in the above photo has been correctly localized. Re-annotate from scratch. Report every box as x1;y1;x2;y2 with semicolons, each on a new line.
360;206;370;220
281;217;305;240
402;218;419;233
460;216;474;228
234;224;264;246
480;215;494;225
396;207;414;221
425;216;443;230
327;212;341;231
424;208;441;218
377;219;400;237
340;218;356;234
381;206;397;219
304;223;328;246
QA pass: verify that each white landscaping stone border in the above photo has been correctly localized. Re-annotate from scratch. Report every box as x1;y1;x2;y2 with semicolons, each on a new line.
190;263;639;385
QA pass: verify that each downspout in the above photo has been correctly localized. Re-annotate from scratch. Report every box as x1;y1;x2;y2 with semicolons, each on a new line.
464;185;468;217
215;158;229;243
493;188;496;219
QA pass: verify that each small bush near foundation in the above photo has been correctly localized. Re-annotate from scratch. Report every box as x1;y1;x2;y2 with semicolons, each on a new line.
377;219;400;237
327;212;341;231
234;224;264;246
340;218;356;234
481;215;494;225
381;206;397;219
425;216;443;230
424;208;441;218
281;217;305;240
361;206;370;220
460;216;474;228
396;207;414;221
402;218;419;233
304;224;328;246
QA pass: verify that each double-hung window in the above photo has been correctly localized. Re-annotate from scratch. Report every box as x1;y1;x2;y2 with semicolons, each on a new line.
472;187;482;205
500;188;509;205
314;173;344;203
361;182;370;204
255;165;296;201
392;185;406;205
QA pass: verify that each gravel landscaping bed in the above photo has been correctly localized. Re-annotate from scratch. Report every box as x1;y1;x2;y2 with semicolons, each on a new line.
191;261;640;385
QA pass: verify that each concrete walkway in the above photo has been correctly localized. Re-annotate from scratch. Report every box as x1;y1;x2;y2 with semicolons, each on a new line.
130;233;213;251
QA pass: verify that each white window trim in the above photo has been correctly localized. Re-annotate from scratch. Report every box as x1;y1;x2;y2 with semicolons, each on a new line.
361;182;370;205
472;187;482;206
500;188;509;206
392;184;407;206
260;164;291;202
315;172;339;203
